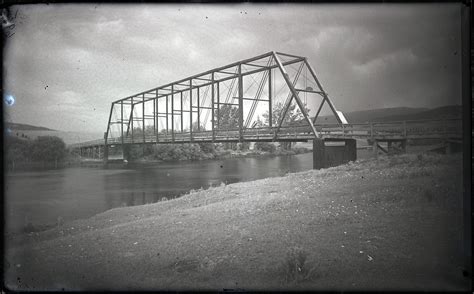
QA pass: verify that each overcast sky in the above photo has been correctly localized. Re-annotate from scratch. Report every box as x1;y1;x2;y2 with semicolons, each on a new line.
3;3;462;133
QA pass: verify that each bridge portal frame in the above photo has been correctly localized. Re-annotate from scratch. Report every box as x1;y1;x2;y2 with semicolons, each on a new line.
105;51;344;147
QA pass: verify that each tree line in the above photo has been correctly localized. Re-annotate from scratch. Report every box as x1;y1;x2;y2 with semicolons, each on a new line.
6;135;67;169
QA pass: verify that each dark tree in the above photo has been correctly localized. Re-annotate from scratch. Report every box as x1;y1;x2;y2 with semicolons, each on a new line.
215;105;239;130
192;122;206;132
262;102;308;127
30;136;66;163
6;136;31;166
261;102;310;150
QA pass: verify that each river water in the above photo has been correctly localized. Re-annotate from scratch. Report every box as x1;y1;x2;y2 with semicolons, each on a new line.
5;153;327;234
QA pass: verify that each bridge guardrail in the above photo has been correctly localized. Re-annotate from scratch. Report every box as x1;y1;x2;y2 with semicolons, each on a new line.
70;118;463;149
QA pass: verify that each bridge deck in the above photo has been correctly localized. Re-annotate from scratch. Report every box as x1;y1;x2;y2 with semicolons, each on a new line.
71;118;462;148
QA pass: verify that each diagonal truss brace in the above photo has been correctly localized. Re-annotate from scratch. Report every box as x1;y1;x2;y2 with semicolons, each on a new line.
303;59;343;125
272;52;320;139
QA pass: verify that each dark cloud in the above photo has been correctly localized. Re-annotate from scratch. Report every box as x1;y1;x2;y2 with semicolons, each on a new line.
3;3;462;132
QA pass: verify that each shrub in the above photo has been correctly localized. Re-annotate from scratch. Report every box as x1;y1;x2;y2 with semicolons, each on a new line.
281;247;318;284
293;147;309;154
199;142;216;154
6;136;31;163
238;142;250;151
150;143;216;161
30;136;66;162
254;142;276;153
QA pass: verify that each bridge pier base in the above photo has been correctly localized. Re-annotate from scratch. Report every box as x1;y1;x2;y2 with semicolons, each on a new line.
446;139;462;154
313;138;357;169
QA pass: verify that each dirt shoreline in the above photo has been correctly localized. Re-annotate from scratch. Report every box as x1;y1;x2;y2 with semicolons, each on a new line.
4;153;469;291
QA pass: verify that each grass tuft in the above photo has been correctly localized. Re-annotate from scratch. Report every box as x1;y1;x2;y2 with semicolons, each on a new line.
281;247;318;284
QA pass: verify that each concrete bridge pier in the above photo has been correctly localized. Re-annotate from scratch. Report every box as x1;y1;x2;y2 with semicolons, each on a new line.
446;139;462;154
313;138;357;169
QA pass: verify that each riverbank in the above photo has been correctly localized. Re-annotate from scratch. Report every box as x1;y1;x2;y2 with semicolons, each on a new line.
5;153;468;291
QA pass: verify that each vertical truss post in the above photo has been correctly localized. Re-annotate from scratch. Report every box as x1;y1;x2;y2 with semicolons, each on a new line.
189;80;193;141
197;87;201;131
217;82;220;130
171;85;175;142
165;95;169;135
131;97;134;143
303;58;341;124
153;97;156;137
156;90;159;142
180;92;184;133
238;64;243;141
273;52;319;138
211;73;215;141
121;101;124;146
268;68;272;128
142;94;145;145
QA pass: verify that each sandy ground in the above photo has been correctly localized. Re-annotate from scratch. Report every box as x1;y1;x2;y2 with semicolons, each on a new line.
4;153;470;291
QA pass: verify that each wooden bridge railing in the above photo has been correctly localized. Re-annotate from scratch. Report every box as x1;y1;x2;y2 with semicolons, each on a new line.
69;118;462;149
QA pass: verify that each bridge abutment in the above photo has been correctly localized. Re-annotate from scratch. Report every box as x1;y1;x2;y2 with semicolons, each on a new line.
313;138;357;169
446;139;462;154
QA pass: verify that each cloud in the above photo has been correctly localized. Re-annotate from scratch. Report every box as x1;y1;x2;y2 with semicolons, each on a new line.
3;3;463;132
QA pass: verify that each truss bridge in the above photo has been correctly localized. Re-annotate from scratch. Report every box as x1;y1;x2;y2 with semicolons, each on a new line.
71;52;462;167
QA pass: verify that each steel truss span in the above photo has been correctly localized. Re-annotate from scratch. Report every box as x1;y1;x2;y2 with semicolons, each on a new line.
104;51;345;145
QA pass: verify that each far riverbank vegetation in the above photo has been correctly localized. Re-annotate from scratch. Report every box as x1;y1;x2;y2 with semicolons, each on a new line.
120;102;311;162
5;135;68;171
121;141;310;162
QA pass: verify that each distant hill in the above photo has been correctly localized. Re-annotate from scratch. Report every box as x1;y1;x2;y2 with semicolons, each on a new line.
313;105;462;124
7;130;104;145
369;105;462;122
6;122;56;131
5;122;104;145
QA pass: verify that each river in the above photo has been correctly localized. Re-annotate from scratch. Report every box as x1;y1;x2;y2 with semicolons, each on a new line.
5;153;327;234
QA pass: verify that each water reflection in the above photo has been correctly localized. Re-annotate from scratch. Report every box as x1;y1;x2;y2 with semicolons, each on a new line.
104;154;309;210
7;153;314;234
